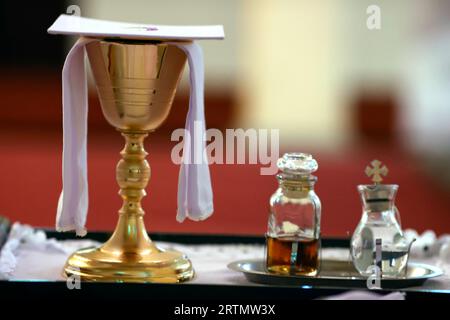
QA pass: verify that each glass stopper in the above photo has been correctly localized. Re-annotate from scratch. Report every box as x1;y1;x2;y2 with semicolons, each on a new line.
277;153;318;175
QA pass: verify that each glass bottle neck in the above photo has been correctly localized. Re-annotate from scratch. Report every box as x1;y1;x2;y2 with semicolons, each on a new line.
362;199;395;213
277;173;317;194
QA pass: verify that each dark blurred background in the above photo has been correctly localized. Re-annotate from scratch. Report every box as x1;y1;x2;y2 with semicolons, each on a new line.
0;0;449;237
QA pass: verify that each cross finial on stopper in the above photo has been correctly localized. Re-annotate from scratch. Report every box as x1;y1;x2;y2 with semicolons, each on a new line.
365;160;388;184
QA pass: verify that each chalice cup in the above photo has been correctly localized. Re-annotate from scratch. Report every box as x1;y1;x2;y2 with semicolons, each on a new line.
63;39;194;283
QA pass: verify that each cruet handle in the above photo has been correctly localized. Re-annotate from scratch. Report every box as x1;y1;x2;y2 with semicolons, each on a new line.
394;206;402;228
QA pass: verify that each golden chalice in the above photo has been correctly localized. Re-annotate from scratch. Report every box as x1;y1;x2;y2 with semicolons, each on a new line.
63;39;194;283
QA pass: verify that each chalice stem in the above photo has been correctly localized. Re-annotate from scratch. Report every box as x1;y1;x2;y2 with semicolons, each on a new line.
103;130;153;252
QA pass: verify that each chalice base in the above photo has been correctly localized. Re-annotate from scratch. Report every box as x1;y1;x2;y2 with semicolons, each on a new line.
63;242;194;283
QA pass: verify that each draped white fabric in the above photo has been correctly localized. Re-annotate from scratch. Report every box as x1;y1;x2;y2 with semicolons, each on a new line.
56;38;213;236
172;42;213;223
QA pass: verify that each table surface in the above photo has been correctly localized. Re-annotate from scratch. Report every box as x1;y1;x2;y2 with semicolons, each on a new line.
1;230;449;300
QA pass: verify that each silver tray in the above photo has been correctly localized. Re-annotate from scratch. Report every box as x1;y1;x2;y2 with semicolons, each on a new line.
228;259;443;289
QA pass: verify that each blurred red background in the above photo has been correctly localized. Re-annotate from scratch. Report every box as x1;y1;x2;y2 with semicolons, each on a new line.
0;2;449;238
0;71;449;237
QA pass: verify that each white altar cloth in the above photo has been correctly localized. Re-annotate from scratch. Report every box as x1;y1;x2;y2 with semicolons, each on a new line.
1;223;449;299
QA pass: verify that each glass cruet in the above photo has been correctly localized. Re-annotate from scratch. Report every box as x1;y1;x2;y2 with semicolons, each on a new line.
266;153;322;276
350;160;412;278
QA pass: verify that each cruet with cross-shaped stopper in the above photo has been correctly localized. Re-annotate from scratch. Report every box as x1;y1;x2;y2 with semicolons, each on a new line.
350;160;413;278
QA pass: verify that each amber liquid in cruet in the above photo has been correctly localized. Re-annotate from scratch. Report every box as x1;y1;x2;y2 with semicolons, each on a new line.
266;236;320;276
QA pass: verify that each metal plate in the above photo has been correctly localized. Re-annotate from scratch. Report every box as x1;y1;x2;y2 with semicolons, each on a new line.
228;259;444;289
